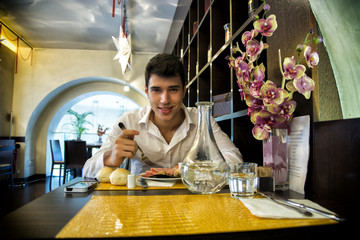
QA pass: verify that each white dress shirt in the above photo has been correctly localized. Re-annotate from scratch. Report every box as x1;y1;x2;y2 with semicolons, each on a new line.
83;104;243;178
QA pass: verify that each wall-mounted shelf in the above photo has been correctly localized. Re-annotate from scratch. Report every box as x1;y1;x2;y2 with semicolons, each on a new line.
172;0;265;162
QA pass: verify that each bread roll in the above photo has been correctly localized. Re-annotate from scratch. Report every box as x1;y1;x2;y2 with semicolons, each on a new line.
110;168;130;185
96;167;115;183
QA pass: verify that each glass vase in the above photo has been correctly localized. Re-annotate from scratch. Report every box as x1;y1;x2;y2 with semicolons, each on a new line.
263;128;289;190
181;102;228;194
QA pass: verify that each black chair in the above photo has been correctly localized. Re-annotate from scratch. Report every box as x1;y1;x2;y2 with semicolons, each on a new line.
0;139;15;189
49;139;66;190
64;140;87;184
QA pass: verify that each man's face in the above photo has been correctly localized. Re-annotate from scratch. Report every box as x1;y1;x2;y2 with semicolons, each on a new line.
145;74;186;123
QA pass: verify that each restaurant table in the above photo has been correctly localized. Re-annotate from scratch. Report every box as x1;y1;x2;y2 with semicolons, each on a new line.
0;177;353;239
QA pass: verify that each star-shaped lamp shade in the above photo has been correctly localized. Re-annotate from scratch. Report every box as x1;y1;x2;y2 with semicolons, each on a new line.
112;25;132;74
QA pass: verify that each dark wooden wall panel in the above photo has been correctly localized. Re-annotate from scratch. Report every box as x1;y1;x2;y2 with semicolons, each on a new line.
307;118;360;220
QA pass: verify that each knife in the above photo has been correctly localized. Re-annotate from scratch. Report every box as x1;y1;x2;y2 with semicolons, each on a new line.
260;192;344;221
139;177;148;188
275;197;343;221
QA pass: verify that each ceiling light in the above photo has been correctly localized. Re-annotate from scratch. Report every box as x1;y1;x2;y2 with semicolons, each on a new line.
0;35;17;52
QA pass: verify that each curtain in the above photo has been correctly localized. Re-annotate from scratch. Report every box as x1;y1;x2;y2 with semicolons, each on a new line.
309;0;360;119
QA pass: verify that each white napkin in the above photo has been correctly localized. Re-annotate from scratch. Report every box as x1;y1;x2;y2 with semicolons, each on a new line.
240;198;334;219
136;179;177;187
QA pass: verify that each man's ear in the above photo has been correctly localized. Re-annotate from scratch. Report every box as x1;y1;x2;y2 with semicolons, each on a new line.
182;86;186;98
145;84;148;95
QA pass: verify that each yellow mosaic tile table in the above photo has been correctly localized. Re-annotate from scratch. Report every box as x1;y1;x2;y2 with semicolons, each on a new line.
56;193;336;238
95;182;187;190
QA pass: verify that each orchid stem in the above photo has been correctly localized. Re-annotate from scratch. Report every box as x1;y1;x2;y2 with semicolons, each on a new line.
279;49;286;89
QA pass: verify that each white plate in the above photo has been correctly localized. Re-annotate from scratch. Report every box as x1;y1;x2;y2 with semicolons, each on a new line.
139;173;181;181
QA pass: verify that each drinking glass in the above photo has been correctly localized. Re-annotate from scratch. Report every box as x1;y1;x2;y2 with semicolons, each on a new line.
228;162;257;198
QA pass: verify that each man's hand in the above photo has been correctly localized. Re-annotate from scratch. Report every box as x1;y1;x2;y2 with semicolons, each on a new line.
104;129;139;167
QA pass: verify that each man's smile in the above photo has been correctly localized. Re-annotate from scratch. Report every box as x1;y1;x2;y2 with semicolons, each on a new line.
158;106;174;114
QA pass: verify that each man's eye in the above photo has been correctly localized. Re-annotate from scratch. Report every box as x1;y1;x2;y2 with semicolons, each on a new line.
151;89;160;92
169;88;179;92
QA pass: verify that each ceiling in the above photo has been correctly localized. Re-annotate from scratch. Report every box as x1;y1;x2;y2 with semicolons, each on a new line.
0;0;188;53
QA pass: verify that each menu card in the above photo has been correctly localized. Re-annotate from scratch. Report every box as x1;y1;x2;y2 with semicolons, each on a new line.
288;115;310;194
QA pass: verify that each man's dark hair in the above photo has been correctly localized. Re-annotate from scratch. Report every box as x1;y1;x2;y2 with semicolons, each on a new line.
145;53;185;88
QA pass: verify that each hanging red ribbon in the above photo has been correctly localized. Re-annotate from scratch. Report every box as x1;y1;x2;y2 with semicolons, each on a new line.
31;48;33;66
121;8;126;37
112;0;126;37
112;0;122;18
112;0;115;17
0;24;2;48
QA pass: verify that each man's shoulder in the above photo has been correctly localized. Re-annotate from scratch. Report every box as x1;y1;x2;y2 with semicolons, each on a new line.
183;104;216;124
183;105;199;124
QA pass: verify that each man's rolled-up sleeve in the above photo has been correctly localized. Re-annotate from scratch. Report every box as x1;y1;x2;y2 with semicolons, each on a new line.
83;122;120;178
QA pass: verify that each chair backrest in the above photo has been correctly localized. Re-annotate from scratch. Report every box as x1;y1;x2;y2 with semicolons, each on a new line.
64;140;87;169
50;140;63;163
0;139;15;165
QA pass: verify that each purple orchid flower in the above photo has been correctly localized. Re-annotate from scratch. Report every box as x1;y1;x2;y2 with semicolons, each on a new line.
260;80;285;106
293;75;315;99
241;30;258;45
283;57;306;80
253;14;278;37
251;110;287;140
244;88;265;112
234;59;251;84
252;63;266;82
304;46;319;68
249;81;264;98
269;100;297;121
246;40;264;62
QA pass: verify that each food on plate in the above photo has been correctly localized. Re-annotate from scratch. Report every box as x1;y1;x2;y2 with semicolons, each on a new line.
141;165;181;178
96;167;116;183
110;168;130;185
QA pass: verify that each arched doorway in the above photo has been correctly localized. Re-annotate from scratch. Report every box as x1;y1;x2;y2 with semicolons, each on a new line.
24;77;148;178
47;91;141;176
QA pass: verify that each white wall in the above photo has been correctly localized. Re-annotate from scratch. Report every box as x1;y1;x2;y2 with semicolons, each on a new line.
12;48;153;178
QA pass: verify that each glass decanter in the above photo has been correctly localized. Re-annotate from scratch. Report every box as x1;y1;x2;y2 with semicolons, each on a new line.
181;102;228;194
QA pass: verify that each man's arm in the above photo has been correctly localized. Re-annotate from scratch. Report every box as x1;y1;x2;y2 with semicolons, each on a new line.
83;123;139;178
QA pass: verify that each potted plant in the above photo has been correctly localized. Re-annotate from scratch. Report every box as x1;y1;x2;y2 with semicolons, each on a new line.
65;109;94;140
226;1;322;190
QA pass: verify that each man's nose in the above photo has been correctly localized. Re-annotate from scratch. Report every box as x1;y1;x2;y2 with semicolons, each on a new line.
160;90;170;103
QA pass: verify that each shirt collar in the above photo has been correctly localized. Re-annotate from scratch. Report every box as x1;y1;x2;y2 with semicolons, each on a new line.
138;105;152;129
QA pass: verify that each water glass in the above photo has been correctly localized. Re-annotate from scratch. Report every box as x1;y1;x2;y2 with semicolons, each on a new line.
228;162;257;198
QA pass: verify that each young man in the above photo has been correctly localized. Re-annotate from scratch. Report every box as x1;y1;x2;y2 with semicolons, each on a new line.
83;54;242;177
